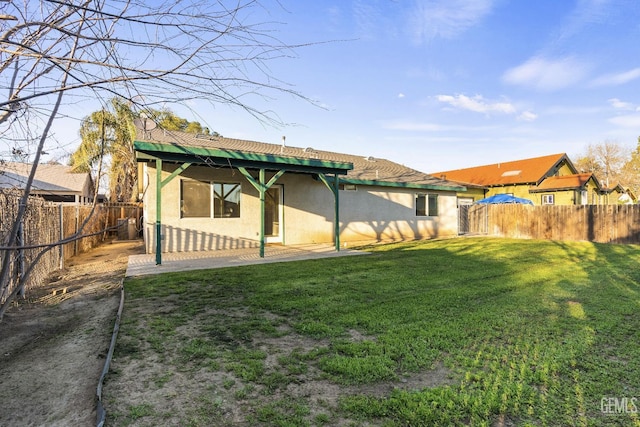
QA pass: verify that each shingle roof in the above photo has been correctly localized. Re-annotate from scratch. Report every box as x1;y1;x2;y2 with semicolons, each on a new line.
136;127;464;191
432;153;571;186
0;162;92;194
529;173;596;192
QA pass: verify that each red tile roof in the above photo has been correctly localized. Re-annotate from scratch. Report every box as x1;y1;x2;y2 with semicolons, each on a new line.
432;153;571;186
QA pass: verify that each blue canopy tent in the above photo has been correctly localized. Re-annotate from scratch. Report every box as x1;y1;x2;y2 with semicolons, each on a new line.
474;194;534;205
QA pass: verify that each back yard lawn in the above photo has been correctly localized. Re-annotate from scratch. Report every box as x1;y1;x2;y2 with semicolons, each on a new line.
104;237;640;426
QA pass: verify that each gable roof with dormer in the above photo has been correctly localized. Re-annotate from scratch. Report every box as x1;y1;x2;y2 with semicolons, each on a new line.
432;153;575;187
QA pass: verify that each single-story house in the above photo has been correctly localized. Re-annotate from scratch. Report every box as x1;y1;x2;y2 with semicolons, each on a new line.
600;183;629;205
0;162;94;204
432;153;627;206
134;127;465;262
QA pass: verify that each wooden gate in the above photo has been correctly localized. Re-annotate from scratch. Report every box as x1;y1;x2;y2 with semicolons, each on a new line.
459;204;488;235
101;202;143;238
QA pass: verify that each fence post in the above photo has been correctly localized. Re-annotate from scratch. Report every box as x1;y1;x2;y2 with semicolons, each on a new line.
17;218;25;298
59;203;64;270
74;204;79;256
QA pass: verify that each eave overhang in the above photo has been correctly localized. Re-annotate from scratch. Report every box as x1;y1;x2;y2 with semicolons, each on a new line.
340;178;466;192
529;186;584;193
134;140;353;175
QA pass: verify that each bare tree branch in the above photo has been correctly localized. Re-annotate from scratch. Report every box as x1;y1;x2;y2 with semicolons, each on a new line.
0;0;323;312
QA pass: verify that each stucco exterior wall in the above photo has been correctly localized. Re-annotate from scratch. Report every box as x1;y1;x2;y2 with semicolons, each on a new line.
142;163;459;253
337;186;458;243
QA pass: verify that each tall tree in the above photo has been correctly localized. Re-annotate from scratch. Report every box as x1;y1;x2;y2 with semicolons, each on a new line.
573;141;630;188
0;0;312;316
69;109;116;174
145;108;211;135
70;98;137;202
621;136;640;197
70;101;211;202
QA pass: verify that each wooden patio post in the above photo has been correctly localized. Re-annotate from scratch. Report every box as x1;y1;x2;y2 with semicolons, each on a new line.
334;173;340;252
259;168;266;258
155;159;162;265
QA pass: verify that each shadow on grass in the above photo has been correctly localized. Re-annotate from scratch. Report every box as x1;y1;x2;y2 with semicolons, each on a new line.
108;238;640;426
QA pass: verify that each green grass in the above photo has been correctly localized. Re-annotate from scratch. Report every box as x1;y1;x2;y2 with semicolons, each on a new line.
107;237;640;426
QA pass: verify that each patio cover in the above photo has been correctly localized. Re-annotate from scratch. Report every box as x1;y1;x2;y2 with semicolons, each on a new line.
134;140;353;264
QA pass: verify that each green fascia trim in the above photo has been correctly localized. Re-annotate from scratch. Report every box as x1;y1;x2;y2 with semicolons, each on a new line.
340;178;466;192
134;140;353;172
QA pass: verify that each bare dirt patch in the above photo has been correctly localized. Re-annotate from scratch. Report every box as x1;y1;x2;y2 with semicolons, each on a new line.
103;301;456;426
0;239;145;427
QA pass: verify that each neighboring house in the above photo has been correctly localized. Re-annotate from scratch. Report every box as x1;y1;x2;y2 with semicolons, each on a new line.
599;183;626;205
432;153;622;206
619;188;638;205
528;173;601;205
0;162;94;204
134;127;465;260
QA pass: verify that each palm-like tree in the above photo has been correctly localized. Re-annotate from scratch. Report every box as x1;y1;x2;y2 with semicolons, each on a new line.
69;98;137;202
70;99;216;202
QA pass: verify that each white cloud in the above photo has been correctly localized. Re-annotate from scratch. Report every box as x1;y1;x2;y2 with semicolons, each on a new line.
609;114;640;128
398;93;406;99
436;94;517;115
591;68;640;86
502;56;590;91
409;0;495;42
517;111;538;122
608;98;634;110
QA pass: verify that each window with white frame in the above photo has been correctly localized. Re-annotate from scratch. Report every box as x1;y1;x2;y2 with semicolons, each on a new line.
180;179;241;218
541;194;554;205
416;193;438;216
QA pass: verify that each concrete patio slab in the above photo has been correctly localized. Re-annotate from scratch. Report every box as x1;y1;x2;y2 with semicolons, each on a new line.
125;244;369;277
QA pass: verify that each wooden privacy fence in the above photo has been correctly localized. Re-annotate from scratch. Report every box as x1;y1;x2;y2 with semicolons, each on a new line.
0;192;132;305
465;204;640;244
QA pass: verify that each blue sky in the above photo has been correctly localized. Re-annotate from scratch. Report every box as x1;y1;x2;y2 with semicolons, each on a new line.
52;0;640;174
